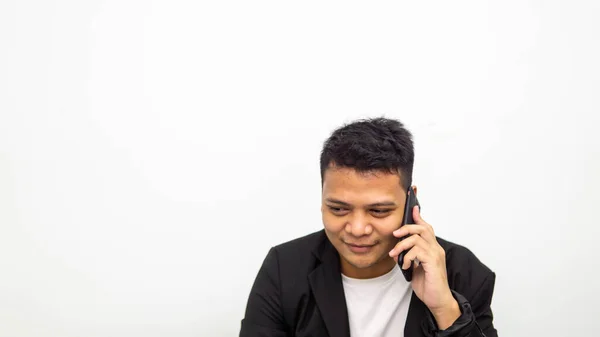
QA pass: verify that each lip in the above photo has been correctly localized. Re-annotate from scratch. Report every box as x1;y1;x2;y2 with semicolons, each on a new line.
345;242;376;254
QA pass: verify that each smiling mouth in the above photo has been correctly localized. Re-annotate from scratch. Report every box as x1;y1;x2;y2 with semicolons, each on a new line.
345;242;377;253
346;243;375;247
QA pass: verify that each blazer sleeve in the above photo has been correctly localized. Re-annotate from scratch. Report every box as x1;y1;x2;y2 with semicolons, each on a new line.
423;272;498;337
239;247;289;337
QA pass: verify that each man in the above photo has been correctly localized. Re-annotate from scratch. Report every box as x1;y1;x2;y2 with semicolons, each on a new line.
239;117;497;337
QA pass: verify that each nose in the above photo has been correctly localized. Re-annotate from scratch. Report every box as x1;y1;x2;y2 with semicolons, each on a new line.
345;213;373;237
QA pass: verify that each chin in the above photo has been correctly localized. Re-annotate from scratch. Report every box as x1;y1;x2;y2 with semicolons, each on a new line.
347;260;377;269
343;254;380;269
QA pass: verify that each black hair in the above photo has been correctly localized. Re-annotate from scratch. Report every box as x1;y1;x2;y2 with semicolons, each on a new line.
319;117;415;190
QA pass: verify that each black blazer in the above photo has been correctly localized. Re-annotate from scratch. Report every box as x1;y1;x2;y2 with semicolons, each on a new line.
240;230;497;337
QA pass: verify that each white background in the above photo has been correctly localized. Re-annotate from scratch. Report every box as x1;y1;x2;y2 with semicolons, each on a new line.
1;1;599;336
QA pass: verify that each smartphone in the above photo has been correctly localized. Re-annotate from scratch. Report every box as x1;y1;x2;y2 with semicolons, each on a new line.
398;186;420;282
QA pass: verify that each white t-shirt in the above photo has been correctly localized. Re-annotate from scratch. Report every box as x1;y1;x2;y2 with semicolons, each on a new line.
341;264;413;337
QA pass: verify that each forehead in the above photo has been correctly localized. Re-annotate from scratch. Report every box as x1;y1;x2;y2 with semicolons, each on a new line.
322;167;404;199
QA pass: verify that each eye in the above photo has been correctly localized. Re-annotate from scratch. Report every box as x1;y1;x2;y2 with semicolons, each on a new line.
328;206;349;215
370;209;391;217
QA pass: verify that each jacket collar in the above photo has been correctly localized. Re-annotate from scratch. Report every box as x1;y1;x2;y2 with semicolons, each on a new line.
308;230;427;337
308;232;351;337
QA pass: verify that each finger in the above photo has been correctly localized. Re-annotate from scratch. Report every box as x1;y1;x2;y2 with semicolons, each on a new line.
389;234;429;258
393;224;436;244
414;206;436;236
393;224;425;238
402;246;429;270
389;234;416;258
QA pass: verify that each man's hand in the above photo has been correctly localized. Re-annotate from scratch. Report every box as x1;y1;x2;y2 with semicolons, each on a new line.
388;205;461;330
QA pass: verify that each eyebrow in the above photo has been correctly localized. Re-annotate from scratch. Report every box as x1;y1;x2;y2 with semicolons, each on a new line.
325;198;397;207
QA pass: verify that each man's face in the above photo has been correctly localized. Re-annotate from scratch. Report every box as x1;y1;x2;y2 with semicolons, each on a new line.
321;166;409;279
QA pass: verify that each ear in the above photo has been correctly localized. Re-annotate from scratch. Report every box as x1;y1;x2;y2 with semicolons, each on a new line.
412;185;418;196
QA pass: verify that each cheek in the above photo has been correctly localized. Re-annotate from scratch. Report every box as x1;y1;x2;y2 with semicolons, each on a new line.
373;217;403;235
322;213;345;232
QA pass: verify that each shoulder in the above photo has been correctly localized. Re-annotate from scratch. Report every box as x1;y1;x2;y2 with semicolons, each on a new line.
436;237;496;299
257;230;325;303
269;229;326;266
273;229;326;250
258;230;326;270
252;230;325;295
437;237;492;272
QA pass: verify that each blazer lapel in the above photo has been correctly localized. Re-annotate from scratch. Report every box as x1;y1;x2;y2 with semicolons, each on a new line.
404;291;427;336
308;238;350;337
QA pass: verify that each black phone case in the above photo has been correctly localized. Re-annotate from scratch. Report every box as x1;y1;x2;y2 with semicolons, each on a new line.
398;187;420;282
